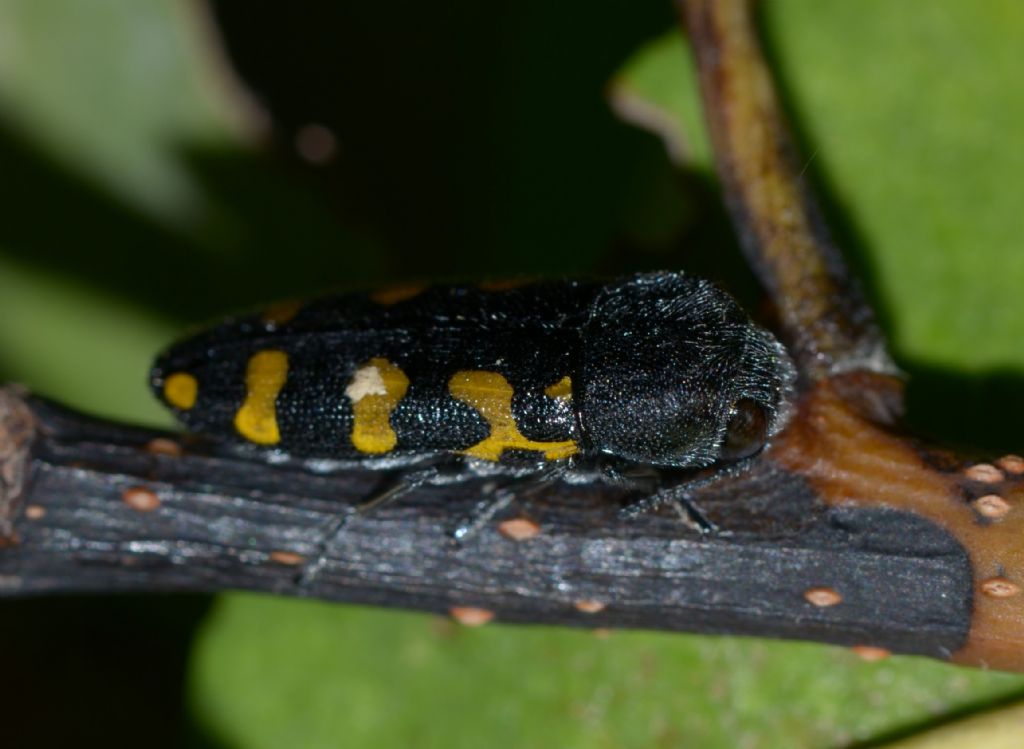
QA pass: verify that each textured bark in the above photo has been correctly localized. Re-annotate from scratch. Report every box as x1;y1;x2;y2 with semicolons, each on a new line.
680;0;894;380
0;389;973;660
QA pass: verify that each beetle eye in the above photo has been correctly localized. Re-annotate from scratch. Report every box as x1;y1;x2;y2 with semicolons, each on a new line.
719;399;768;462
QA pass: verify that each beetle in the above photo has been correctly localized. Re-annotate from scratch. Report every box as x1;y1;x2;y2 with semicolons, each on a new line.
150;271;796;533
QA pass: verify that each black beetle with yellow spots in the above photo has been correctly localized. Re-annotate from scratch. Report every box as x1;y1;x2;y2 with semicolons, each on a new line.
151;271;796;530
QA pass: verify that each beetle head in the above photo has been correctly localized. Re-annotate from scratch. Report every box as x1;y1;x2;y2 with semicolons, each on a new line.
579;272;795;469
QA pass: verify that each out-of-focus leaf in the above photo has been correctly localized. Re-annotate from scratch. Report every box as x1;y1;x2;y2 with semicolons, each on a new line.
191;596;1024;749
763;1;1024;373
609;30;713;172
0;0;247;222
0;256;174;424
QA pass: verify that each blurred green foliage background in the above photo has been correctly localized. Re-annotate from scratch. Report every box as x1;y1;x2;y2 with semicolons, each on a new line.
2;1;1024;747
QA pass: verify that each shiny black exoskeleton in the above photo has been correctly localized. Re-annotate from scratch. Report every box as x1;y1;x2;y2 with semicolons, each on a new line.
151;271;795;531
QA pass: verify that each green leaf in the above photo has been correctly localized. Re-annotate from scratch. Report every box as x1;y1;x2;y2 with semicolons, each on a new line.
0;0;244;222
0;255;174;424
759;1;1024;373
191;597;1024;749
610;30;713;173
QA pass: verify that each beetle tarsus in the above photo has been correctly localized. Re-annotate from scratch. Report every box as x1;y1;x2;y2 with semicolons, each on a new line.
670;497;718;535
452;489;516;546
294;509;356;589
617;465;727;534
450;463;566;545
618;489;717;534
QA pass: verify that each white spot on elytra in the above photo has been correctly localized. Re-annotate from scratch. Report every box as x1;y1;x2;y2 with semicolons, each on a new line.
345;365;387;402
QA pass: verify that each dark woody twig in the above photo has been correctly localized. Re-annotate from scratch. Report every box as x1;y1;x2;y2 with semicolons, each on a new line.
0;387;977;661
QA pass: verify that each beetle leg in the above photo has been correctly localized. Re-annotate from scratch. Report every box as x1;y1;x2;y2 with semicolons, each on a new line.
617;468;736;534
451;463;567;544
296;512;353;588
451;487;516;544
297;459;463;588
618;483;717;534
668;494;717;534
356;457;466;513
357;466;442;513
618;456;760;534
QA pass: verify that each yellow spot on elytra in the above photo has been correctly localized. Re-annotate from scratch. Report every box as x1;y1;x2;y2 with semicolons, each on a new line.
346;358;409;454
164;372;198;410
234;350;288;445
544;375;572;401
369;284;426;306
261;299;302;328
449;370;577;461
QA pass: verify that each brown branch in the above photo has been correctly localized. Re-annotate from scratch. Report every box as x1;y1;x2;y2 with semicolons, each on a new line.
679;0;895;381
